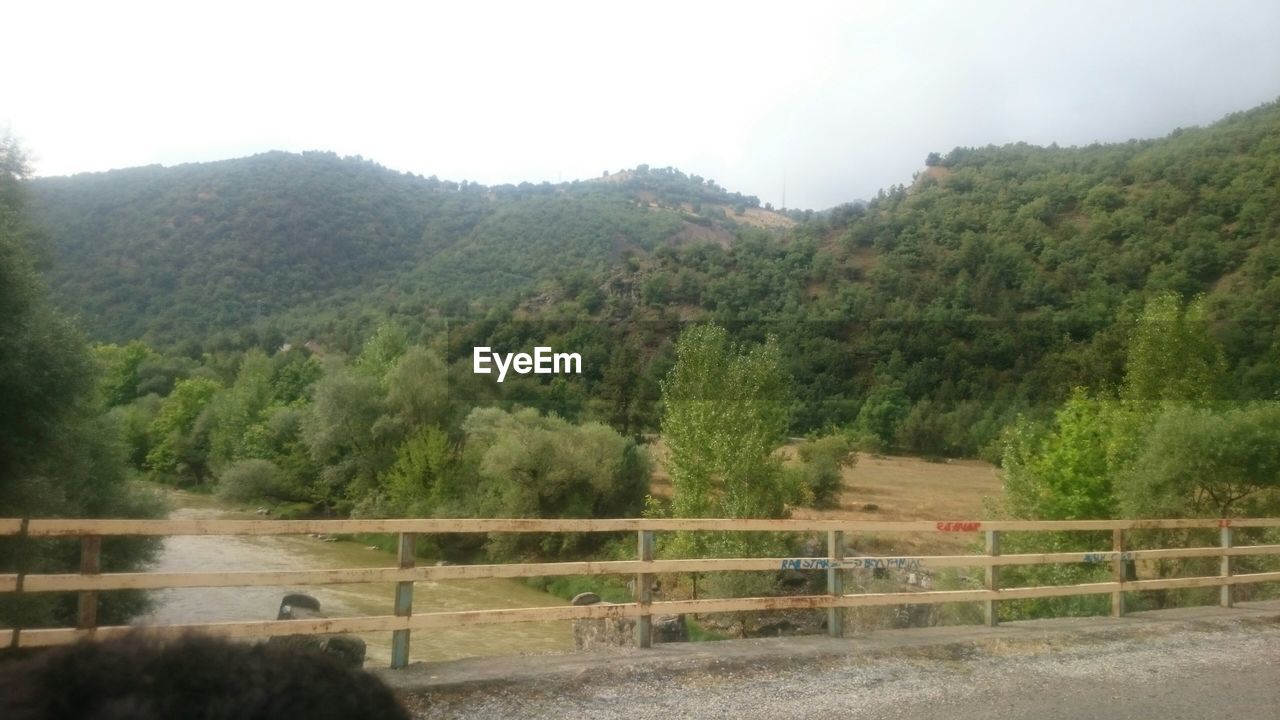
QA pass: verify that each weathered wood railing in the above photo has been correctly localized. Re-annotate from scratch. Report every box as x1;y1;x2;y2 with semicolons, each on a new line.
3;517;1280;668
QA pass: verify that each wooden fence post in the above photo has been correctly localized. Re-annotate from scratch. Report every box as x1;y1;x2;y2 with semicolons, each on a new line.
636;529;654;648
77;536;101;631
1220;525;1233;608
390;532;415;669
1111;528;1125;617
827;530;844;638
984;530;999;627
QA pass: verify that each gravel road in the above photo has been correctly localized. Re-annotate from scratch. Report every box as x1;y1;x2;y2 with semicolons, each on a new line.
405;624;1280;720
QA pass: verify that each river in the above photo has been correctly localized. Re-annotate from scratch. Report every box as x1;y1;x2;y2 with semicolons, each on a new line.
136;490;573;666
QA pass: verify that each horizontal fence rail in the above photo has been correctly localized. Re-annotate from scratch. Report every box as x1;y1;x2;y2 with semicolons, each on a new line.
2;517;1277;666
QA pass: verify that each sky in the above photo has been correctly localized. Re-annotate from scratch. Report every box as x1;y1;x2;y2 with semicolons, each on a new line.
5;1;1280;210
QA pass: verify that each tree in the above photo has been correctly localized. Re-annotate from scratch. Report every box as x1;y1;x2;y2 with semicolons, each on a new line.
1120;403;1280;519
381;425;458;518
145;376;222;483
1122;293;1226;407
302;368;389;506
461;407;649;558
1001;389;1117;521
0;134;160;629
793;433;856;509
94;341;159;408
0;135;95;489
660;325;799;522
996;293;1279;618
207;349;274;469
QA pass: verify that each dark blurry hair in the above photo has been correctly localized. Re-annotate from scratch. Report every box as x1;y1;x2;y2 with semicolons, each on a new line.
0;632;410;720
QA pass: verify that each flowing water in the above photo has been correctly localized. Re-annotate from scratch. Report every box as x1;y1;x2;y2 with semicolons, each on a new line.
136;490;573;666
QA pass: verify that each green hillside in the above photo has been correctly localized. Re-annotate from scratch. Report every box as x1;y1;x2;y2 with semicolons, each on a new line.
23;100;1280;456
26;154;775;350
492;100;1280;451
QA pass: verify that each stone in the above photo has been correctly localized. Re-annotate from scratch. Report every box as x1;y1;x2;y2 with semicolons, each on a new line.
653;614;688;643
277;593;321;619
571;592;601;606
571;608;636;650
269;593;366;668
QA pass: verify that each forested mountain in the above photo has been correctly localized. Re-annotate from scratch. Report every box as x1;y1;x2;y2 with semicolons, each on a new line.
9;101;1280;632
24;100;1280;457
487;99;1280;452
26;154;775;350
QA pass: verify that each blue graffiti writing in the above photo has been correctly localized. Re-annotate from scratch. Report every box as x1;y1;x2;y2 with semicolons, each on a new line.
780;558;834;570
1082;552;1135;564
779;557;925;571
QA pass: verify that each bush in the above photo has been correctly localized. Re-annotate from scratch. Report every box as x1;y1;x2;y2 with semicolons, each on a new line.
795;434;856;509
217;459;297;502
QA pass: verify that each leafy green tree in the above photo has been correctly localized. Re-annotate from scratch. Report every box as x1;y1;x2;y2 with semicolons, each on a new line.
216;458;297;503
381;425;462;518
355;321;409;382
302;368;389;506
997;293;1279;618
207;349;274;469
1119;403;1280;518
660;324;797;521
105;394;163;469
0;136;95;489
145;376;222;483
1122;293;1226;407
1001;389;1118;521
462;407;649;558
792;433;856;509
94;341;159;408
853;381;909;449
1;133;160;629
384;346;450;430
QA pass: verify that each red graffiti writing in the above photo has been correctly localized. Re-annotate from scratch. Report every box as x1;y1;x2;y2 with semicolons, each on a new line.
935;521;982;532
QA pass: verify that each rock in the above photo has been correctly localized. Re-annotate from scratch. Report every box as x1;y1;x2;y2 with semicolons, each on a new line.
277;593;321;619
571;601;635;650
575;618;635;650
862;503;880;512
571;592;601;606
434;560;453;567
316;634;367;667
255;507;270;515
269;593;366;668
653;614;688;643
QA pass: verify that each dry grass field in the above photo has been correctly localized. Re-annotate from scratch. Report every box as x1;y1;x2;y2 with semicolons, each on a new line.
648;444;1004;555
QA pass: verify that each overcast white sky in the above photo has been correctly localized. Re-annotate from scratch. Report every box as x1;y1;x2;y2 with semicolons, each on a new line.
6;1;1280;209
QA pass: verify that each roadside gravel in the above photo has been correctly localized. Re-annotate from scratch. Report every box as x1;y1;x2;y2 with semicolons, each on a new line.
403;623;1280;720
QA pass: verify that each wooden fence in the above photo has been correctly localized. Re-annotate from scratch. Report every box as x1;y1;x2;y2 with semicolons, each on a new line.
3;517;1280;668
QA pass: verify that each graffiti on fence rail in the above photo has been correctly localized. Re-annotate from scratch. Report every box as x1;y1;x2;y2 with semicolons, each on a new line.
779;557;925;571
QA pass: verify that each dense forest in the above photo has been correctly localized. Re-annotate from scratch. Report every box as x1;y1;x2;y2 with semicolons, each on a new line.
27;156;770;350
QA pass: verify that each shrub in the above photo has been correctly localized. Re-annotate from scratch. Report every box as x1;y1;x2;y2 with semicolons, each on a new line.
217;459;296;502
795;434;856;509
